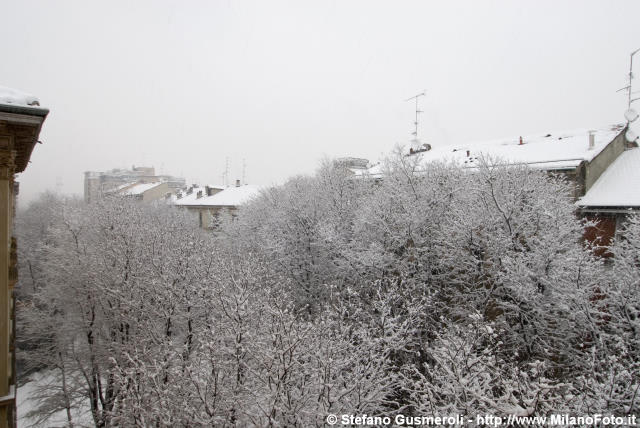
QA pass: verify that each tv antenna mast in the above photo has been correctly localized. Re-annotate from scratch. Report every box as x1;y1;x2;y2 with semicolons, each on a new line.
405;91;426;146
617;49;640;143
55;176;63;193
221;157;230;187
617;48;640;108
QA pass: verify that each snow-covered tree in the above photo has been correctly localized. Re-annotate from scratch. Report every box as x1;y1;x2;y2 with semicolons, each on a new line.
17;151;640;426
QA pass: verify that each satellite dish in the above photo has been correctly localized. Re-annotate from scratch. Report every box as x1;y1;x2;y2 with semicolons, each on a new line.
625;108;639;122
625;128;638;142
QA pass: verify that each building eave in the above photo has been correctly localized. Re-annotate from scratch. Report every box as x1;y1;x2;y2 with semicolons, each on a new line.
0;107;48;173
578;206;640;214
0;104;49;119
176;204;238;209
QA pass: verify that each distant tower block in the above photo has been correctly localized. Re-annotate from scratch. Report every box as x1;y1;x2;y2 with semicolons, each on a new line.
83;166;185;203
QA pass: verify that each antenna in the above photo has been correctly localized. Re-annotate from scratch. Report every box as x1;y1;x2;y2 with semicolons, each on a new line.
629;48;640;108
405;91;426;146
618;48;640;109
618;49;640;138
242;158;246;185
224;157;230;187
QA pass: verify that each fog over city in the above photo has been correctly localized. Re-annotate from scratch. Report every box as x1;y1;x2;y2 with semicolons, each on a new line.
3;0;640;203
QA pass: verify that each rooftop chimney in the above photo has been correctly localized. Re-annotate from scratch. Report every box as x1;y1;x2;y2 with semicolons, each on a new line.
588;131;595;150
466;150;470;157
235;179;241;187
197;190;203;199
519;136;523;145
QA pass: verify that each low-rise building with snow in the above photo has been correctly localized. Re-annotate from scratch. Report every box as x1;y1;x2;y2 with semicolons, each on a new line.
358;124;630;199
173;181;262;228
355;124;637;253
577;147;640;251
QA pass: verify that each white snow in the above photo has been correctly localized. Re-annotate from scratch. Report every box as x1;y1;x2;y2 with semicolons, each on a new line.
174;184;262;207
419;126;622;168
0;85;40;107
122;182;163;195
104;181;138;194
356;125;624;177
202;185;262;206
577;148;640;207
356;162;383;177
171;184;224;205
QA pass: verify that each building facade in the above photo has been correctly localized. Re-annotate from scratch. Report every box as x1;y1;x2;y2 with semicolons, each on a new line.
0;88;48;428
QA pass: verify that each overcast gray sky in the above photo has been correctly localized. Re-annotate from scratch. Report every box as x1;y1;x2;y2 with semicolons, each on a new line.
3;0;640;204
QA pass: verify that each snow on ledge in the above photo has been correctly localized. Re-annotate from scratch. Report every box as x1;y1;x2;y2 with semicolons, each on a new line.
0;85;40;107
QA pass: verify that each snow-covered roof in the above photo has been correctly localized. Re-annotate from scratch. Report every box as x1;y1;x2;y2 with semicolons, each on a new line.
357;125;624;177
174;184;262;207
122;182;164;195
106;181;138;193
171;184;224;205
577;148;640;208
0;85;40;107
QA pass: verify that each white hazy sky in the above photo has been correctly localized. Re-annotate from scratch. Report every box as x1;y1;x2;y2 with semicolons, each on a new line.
3;0;640;204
